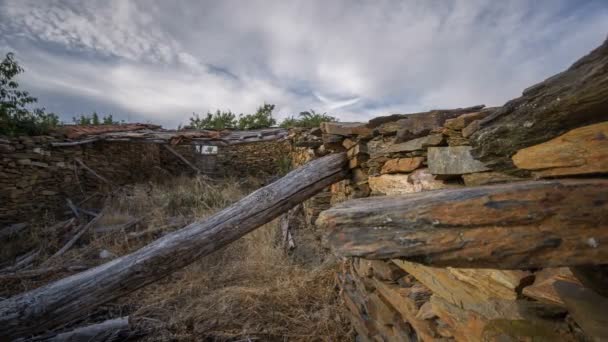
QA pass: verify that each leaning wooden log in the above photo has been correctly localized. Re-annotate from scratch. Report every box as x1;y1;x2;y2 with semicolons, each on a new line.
74;158;114;186
0;153;348;339
162;144;202;174
41;210;106;266
318;179;608;268
470;37;608;172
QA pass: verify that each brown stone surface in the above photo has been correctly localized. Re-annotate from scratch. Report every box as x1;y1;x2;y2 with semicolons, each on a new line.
462;171;521;186
522;268;580;306
368;168;453;195
320;122;371;136
366;105;485;140
380;157;425;174
462;119;481;138
393;260;528;307
320;179;608;268
512;121;608;177
443;111;489;130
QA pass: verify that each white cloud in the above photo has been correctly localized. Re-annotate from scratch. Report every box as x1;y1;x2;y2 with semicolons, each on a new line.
0;0;607;128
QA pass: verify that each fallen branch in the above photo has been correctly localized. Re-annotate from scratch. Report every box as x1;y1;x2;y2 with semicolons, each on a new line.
0;153;348;339
42;210;106;266
74;158;114;186
0;265;88;281
0;249;40;274
162;144;201;174
66;199;80;219
0;222;27;240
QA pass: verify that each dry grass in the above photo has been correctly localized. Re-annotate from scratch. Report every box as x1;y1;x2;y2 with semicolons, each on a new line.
1;175;351;341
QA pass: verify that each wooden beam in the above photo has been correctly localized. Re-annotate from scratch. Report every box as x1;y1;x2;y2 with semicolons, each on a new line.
162;144;201;174
318;179;608;269
0;153;348;339
471;37;608;172
50;138;101;147
74;158;114;186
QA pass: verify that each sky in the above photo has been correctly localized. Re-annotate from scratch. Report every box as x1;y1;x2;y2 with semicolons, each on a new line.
0;0;607;128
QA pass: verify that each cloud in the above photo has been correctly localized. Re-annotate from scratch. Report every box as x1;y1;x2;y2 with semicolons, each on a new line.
1;0;607;128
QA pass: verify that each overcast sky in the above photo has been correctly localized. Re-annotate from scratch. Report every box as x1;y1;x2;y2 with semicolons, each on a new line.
1;0;606;128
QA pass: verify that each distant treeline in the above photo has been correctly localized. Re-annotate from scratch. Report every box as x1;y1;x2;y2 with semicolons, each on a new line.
1;52;338;136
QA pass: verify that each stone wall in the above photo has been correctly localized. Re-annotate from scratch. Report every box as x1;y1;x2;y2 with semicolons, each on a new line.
292;109;608;341
0;137;162;224
0;137;290;225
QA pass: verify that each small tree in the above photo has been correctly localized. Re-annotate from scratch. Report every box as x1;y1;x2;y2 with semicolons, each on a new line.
188;110;237;130
237;103;276;130
280;109;337;128
0;52;59;135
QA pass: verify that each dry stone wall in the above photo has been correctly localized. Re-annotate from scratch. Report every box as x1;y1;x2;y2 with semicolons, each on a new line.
291;102;607;341
0;136;290;225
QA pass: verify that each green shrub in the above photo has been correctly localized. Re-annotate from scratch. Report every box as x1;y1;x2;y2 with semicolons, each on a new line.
280;110;337;128
237;103;276;130
188;110;237;130
0;52;59;136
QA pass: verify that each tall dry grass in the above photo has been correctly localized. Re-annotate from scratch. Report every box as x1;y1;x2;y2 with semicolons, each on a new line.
3;175;351;341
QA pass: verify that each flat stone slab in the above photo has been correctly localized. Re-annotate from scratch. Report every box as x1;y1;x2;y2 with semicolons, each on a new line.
428;146;489;175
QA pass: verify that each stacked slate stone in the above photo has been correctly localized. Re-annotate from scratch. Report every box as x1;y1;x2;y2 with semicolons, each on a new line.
307;37;608;342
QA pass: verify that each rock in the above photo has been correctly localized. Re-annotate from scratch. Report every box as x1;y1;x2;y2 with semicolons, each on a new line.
462;120;482;138
554;280;608;340
346;144;368;159
368;260;407;281
372;278;439;341
431;295;572;342
0;144;16;153
366;105;485;139
443;111;489;130
512;121;608;177
471;38;608;172
368;168;452;195
427;146;489;175
320;122;371;136
380;157;425;174
443;128;470;146
348;155;368;169
99;249;117;259
320;179;608;268
342;138;356;150
462;171;521;186
415;301;436;320
393;260;529;308
522;268;580;306
380;134;443;156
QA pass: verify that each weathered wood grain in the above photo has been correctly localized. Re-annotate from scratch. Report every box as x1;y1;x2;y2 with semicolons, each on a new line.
319;179;608;268
0;153;348;340
471;37;608;172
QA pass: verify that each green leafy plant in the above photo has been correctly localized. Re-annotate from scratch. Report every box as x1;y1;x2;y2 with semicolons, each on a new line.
0;52;59;136
280;110;337;128
188;110;237;130
237;103;277;130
